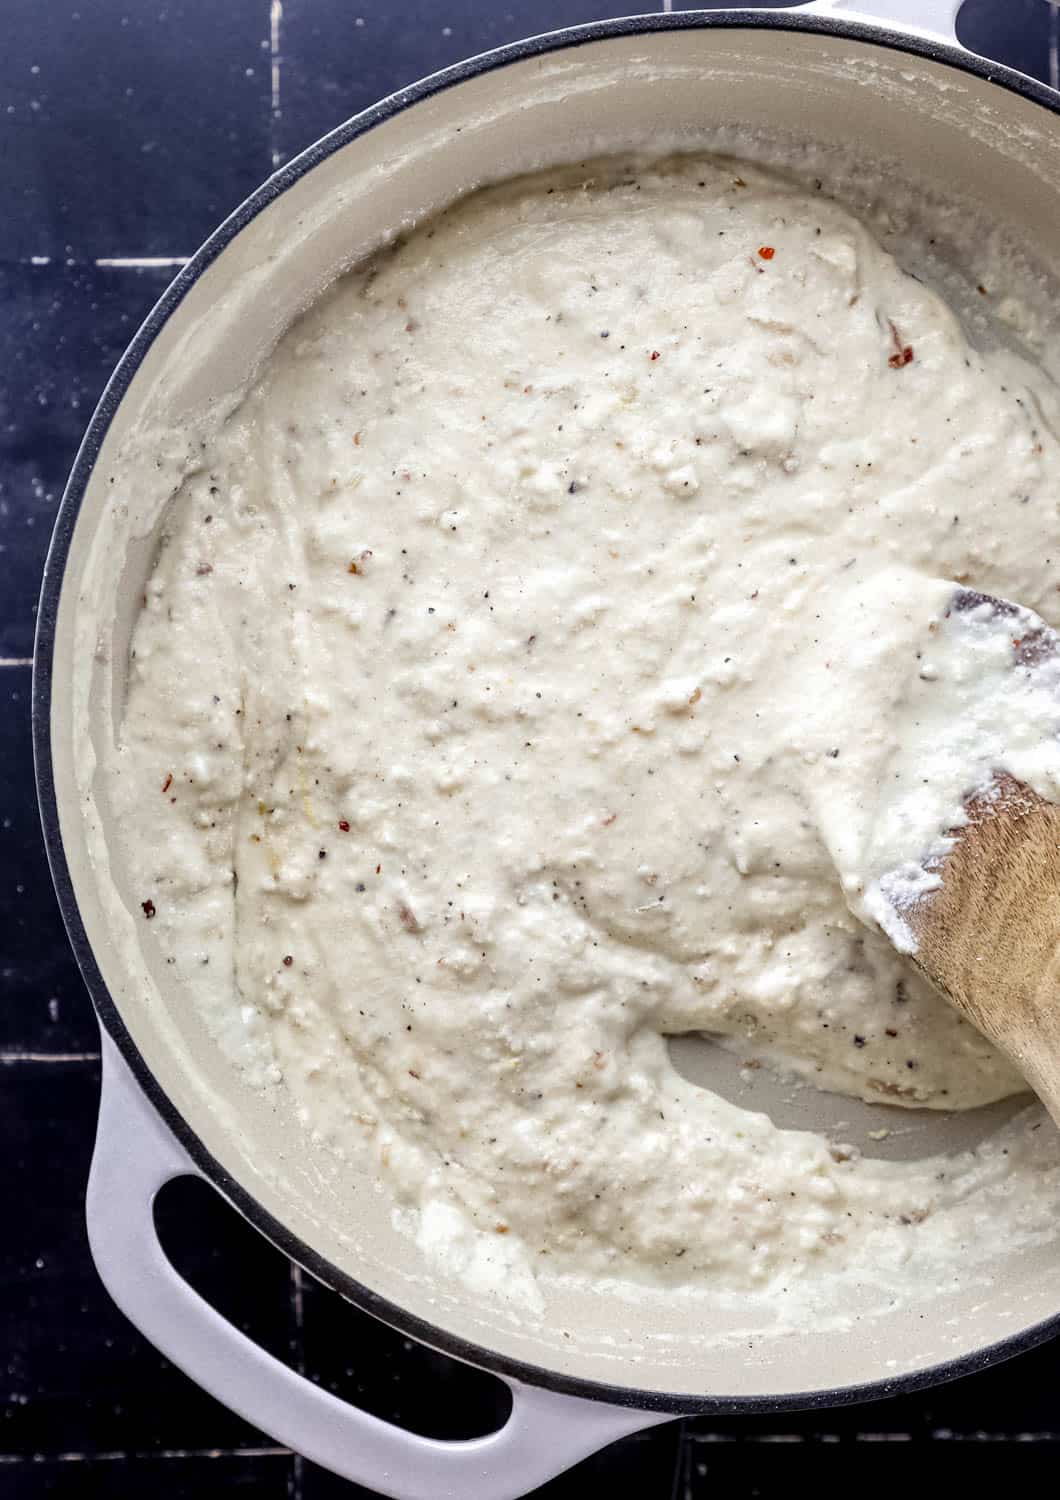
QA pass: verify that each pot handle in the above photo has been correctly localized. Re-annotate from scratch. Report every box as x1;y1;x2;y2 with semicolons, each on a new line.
794;1;964;48
86;1032;670;1500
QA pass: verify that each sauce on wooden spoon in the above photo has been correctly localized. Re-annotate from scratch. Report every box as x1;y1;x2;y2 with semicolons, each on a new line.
871;590;1060;1124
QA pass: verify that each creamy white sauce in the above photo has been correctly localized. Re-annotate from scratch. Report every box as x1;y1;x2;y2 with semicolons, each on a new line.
860;591;1060;952
110;155;1060;1306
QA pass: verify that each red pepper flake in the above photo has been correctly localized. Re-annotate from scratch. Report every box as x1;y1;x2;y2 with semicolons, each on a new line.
602;812;618;827
494;1223;510;1235
408;1068;421;1080
758;245;775;260
161;773;173;794
1013;638;1022;648
887;319;914;368
338;819;350;832
283;955;293;967
375;863;381;875
649;350;661;361
141;899;156;919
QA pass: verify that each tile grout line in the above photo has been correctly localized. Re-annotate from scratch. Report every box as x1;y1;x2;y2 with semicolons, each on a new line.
927;1430;1060;1442
0;1447;290;1464
667;1418;687;1500
94;257;190;269
683;1429;1060;1444
11;258;189;269
288;1260;305;1500
270;0;284;169
0;1052;101;1064
290;1260;307;1374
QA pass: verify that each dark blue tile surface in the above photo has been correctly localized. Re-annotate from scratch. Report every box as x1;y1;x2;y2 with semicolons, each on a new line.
958;0;1058;77
0;1061;282;1456
0;263;173;660
1;3;1059;1499
274;0;626;165
0;665;92;1050
0;0;270;261
298;1268;511;1441
679;1441;1060;1497
8;1455;291;1499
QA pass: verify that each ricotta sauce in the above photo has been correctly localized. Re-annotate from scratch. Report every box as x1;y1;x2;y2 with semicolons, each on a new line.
860;590;1060;953
111;155;1060;1304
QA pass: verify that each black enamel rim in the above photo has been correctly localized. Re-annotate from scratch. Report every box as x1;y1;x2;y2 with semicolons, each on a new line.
32;10;1060;1416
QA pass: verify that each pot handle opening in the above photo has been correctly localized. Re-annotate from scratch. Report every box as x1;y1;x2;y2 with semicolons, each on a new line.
86;1033;670;1500
793;1;964;49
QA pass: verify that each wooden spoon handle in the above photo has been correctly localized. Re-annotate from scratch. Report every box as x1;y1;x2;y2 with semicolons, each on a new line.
907;778;1060;1125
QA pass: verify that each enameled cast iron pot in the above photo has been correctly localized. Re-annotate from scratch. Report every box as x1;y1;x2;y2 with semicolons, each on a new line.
32;5;1060;1496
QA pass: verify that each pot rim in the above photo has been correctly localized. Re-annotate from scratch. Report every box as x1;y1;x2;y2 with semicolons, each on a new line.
32;8;1060;1415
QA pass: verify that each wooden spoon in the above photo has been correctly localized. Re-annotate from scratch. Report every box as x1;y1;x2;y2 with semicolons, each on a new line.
889;589;1060;1126
905;772;1060;1125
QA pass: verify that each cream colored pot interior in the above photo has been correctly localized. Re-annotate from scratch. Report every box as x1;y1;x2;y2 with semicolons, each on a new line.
52;24;1060;1401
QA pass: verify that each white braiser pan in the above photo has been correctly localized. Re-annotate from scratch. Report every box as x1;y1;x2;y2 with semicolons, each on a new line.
32;5;1060;1496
